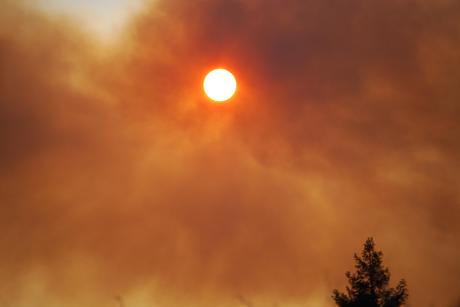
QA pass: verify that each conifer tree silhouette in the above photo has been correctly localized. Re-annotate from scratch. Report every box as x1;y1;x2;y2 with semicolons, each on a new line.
332;238;408;307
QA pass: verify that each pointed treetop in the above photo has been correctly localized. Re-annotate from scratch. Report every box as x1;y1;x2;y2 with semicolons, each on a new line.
332;238;408;307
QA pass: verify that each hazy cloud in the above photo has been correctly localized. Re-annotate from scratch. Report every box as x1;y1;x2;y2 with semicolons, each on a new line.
1;1;460;306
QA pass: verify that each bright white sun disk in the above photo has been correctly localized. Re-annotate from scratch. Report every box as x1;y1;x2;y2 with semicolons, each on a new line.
203;69;237;102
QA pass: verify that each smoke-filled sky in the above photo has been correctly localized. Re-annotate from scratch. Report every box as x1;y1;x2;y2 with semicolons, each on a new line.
1;0;460;306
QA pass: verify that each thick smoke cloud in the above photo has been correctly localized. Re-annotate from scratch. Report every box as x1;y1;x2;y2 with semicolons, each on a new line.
1;0;460;306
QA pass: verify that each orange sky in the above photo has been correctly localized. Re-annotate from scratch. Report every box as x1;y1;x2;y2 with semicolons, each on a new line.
1;1;460;307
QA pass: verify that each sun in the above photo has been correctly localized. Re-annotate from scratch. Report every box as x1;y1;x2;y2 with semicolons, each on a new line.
203;68;237;102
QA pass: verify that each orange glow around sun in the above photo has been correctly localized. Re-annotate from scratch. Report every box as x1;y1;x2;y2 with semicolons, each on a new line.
203;68;237;102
